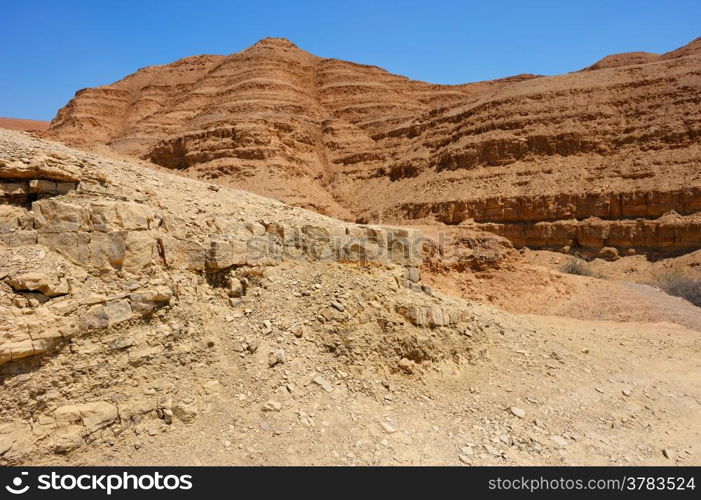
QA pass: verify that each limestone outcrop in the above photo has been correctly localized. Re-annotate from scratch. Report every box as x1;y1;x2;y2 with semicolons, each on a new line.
0;129;488;464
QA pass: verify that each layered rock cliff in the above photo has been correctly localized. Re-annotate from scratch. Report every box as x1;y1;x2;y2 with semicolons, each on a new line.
46;37;701;257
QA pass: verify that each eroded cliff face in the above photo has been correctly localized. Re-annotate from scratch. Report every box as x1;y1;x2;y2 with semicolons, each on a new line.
46;37;701;257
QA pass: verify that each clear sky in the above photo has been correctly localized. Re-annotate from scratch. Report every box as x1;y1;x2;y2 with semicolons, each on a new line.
1;0;699;121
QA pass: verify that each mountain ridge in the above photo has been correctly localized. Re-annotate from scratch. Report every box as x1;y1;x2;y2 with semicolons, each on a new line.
45;36;701;257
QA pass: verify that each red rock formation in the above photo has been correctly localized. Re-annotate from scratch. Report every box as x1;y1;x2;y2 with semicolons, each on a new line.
46;37;701;256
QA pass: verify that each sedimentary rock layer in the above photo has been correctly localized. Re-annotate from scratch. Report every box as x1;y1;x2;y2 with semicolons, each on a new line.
45;37;701;256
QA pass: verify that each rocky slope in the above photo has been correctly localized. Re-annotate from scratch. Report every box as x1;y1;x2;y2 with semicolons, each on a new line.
45;37;701;259
0;128;486;463
1;130;699;466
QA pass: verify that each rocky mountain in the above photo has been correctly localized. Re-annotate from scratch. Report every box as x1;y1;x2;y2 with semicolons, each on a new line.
46;37;701;259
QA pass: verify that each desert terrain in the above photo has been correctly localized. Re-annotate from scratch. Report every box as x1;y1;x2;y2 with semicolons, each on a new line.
0;36;699;466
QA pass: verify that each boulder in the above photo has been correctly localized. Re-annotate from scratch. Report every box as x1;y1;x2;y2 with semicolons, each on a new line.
50;429;84;453
32;199;90;233
0;156;81;182
172;400;198;423
6;272;68;297
79;304;109;331
88;231;127;269
114;202;155;230
77;402;119;433
104;299;133;325
159;235;205;270
129;286;173;315
54;405;82;428
123;231;160;269
205;239;246;270
37;232;90;266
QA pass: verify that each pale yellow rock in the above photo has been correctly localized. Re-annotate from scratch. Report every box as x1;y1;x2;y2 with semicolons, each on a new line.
77;402;119;432
51;428;84;453
6;272;68;297
79;304;109;331
123;231;159;269
104;299;133;325
32;199;90;233
0;155;81;182
54;405;82;428
37;232;90;266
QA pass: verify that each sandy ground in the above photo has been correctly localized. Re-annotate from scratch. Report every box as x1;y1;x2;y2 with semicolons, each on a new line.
41;267;700;466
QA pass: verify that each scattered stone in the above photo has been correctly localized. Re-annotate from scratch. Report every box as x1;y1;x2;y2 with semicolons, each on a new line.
662;448;674;460
6;272;68;297
268;349;286;367
510;406;526;419
162;408;173;425
262;400;282;412
380;422;397;434
622;389;632;397
549;435;568;447
484;444;501;456
172;400;198;423
330;301;345;312
406;267;420;283
312;375;333;392
398;357;416;374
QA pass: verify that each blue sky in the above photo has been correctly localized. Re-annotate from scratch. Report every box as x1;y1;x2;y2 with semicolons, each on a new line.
1;0;699;121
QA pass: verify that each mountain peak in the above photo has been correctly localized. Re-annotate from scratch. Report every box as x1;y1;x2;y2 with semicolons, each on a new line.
248;37;301;51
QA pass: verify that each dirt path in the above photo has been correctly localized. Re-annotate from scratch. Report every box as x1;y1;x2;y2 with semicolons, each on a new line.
547;276;701;332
